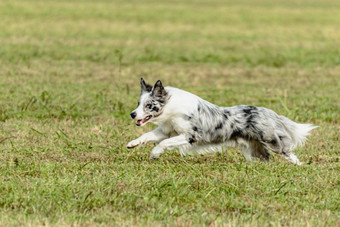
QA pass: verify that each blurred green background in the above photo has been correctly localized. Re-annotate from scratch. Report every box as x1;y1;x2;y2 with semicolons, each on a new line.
0;0;339;226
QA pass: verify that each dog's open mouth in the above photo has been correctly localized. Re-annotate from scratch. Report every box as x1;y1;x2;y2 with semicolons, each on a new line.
136;115;152;126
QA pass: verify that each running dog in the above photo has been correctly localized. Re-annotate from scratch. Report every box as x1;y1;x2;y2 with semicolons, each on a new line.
127;78;317;164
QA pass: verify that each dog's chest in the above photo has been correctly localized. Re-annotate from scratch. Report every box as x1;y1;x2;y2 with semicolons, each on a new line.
163;117;191;135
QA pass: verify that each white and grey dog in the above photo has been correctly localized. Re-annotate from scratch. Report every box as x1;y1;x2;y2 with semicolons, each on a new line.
127;78;317;164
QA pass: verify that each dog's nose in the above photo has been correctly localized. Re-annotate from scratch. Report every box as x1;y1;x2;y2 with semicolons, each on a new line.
130;112;137;119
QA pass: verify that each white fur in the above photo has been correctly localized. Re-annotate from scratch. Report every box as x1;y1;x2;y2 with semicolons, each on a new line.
127;86;316;164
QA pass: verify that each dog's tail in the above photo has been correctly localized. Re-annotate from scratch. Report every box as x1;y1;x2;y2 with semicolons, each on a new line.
293;123;318;148
281;117;318;150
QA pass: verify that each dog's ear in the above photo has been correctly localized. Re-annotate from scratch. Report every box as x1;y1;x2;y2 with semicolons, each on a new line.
140;78;152;94
151;80;167;98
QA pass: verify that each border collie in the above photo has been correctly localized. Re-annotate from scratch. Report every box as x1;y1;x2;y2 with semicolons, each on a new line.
127;78;317;164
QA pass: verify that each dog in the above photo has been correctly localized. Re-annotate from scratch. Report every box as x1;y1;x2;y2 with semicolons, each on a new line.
127;78;317;164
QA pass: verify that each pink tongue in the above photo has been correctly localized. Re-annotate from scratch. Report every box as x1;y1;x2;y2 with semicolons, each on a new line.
136;119;143;126
137;117;149;126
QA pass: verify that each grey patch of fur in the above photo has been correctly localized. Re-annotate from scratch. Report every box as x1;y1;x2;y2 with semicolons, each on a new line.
151;80;167;100
184;101;304;161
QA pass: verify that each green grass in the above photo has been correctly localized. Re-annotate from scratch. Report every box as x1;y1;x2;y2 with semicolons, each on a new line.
0;0;339;226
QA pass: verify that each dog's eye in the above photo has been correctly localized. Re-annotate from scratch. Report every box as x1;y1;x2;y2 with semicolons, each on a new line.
146;104;152;109
137;101;140;107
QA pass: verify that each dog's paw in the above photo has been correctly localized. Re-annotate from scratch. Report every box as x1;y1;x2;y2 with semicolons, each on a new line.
149;147;163;160
149;153;160;160
126;140;141;149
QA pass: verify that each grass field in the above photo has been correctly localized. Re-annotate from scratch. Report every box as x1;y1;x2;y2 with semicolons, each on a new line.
0;0;339;226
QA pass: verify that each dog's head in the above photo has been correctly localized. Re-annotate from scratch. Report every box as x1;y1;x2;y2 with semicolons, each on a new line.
130;78;168;126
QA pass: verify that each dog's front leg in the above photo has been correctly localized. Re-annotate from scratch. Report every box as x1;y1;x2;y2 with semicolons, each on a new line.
127;127;168;149
149;134;189;160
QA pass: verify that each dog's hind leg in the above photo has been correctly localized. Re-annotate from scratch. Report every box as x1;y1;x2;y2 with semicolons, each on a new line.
280;135;302;165
261;133;302;165
250;141;271;162
237;139;271;162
